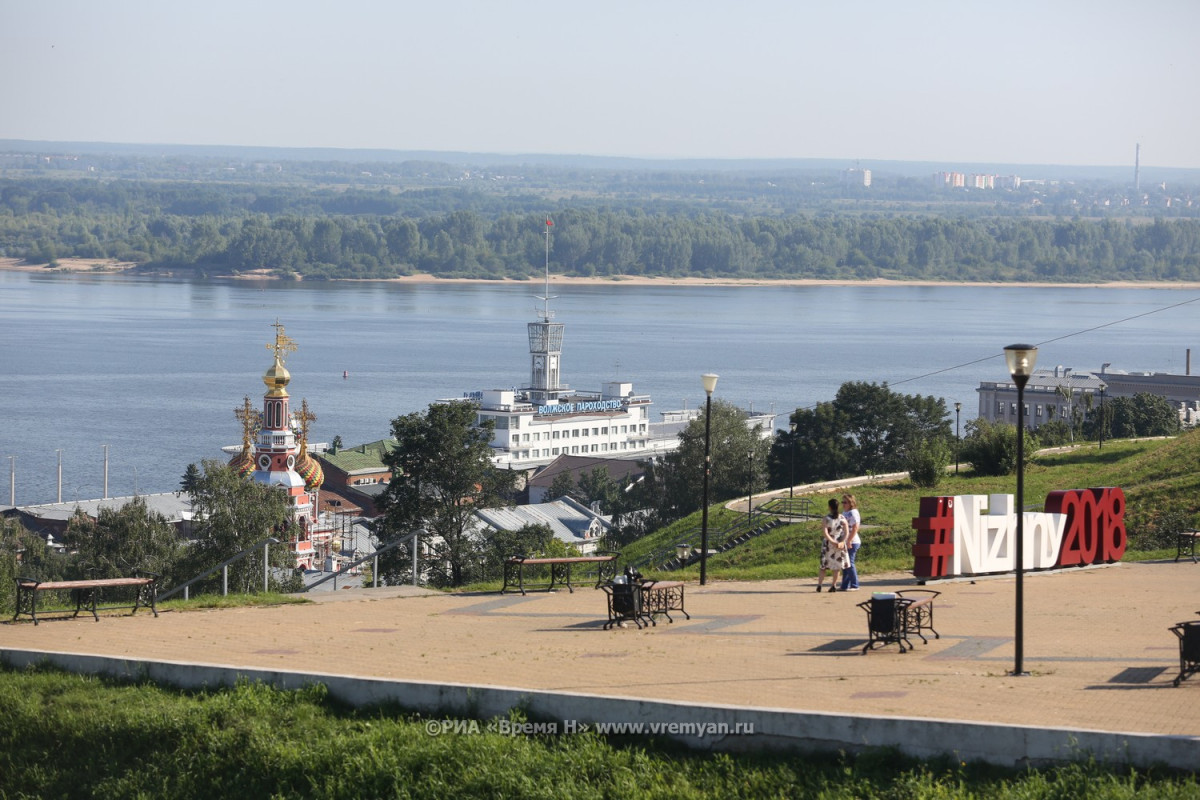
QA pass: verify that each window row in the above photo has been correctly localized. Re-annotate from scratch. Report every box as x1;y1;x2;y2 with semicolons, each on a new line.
514;441;648;460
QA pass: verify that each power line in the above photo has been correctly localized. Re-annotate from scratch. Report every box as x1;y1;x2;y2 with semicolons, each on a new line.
890;294;1200;391
799;294;1200;409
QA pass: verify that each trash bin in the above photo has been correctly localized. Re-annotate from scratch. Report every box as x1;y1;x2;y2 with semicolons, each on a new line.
869;593;898;634
610;581;641;619
1171;620;1200;686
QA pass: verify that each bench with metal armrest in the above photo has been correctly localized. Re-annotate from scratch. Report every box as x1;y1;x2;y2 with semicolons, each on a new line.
14;572;159;625
500;551;620;595
600;579;689;629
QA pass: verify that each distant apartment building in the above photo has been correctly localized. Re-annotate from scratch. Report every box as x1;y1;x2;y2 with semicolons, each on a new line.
934;171;1022;190
843;167;871;187
934;171;966;188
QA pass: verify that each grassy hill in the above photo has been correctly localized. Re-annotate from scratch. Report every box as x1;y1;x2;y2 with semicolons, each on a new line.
628;429;1200;583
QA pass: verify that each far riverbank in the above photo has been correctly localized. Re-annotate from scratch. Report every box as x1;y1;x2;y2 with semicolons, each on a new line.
4;257;1200;290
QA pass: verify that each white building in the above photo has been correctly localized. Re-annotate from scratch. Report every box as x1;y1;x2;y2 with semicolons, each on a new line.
977;362;1200;430
452;234;774;470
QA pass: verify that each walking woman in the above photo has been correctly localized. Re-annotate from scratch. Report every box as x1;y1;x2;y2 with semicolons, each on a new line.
816;497;849;592
840;493;862;591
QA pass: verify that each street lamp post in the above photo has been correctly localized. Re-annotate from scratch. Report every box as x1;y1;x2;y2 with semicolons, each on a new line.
746;450;754;527
954;402;962;474
1004;343;1038;677
788;422;796;506
699;373;719;586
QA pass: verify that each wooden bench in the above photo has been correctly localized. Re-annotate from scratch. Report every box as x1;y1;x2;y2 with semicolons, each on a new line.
14;572;159;625
896;589;940;644
640;580;688;625
1176;530;1200;563
501;552;619;595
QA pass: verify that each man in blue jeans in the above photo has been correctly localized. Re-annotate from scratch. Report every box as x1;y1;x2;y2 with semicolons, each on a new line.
840;494;861;591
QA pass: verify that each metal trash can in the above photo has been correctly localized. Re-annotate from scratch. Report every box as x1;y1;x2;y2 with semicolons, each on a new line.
1170;620;1200;686
610;581;641;618
869;593;898;634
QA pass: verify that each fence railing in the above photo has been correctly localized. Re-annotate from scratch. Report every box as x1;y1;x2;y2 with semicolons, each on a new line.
304;529;424;592
630;510;779;572
159;537;281;602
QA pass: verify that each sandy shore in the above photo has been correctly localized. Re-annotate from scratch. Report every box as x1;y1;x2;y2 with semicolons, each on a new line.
4;258;1198;290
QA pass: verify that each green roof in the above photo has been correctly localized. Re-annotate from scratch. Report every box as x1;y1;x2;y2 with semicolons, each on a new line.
317;439;399;473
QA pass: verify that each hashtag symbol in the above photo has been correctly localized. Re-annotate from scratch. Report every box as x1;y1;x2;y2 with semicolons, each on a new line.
912;496;955;578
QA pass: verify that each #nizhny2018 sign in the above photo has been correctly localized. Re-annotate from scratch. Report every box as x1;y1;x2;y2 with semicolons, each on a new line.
911;487;1126;579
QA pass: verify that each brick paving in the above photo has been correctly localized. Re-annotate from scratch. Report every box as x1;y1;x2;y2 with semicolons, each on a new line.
3;560;1198;737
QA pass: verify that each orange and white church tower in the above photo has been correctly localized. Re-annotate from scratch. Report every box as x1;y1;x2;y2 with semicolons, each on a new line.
230;321;325;569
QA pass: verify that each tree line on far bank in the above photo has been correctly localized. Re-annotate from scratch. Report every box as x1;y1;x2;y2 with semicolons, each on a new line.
3;178;1200;282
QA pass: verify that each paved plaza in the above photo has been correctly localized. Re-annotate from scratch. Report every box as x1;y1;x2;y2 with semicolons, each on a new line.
3;559;1198;747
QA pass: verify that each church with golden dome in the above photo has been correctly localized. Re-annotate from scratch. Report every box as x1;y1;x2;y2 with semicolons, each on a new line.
229;321;328;570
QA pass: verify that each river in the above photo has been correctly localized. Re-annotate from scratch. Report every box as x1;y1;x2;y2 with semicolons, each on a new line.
2;270;1197;505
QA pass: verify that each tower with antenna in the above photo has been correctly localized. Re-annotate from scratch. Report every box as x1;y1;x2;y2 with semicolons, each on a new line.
1134;143;1141;193
527;219;565;404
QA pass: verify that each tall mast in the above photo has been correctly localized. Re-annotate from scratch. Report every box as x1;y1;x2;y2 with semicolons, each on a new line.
527;219;564;403
537;218;555;323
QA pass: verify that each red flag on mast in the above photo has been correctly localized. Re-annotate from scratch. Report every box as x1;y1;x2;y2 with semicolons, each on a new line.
546;219;553;226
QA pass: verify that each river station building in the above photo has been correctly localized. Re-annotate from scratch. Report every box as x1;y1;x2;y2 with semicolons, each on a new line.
453;277;773;470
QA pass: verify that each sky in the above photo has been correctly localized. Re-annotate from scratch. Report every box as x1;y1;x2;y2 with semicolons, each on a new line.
2;1;1198;168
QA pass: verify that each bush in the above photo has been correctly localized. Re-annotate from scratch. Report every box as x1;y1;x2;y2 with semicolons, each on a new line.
906;437;950;488
1126;508;1194;551
1034;419;1072;447
959;419;1037;476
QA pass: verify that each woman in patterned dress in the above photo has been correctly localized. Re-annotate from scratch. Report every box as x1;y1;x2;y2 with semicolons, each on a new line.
816;497;849;592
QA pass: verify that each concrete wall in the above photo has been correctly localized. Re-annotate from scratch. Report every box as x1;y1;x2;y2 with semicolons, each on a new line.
3;648;1196;770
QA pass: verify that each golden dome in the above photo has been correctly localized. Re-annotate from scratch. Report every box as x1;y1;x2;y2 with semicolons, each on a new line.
263;356;291;397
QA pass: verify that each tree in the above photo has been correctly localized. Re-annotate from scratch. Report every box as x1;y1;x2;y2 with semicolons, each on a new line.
1106;393;1181;438
958;419;1036;476
835;382;950;473
63;496;185;582
906;437;951;488
376;401;518;588
547;470;577;502
480;523;556;582
640;400;770;522
771;382;951;486
1033;419;1072;447
772;402;847;485
1055;384;1077;443
182;459;294;594
180;463;202;494
0;517;61;613
577;466;623;515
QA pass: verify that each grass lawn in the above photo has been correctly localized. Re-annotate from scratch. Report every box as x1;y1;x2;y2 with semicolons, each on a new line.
1;667;1196;799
